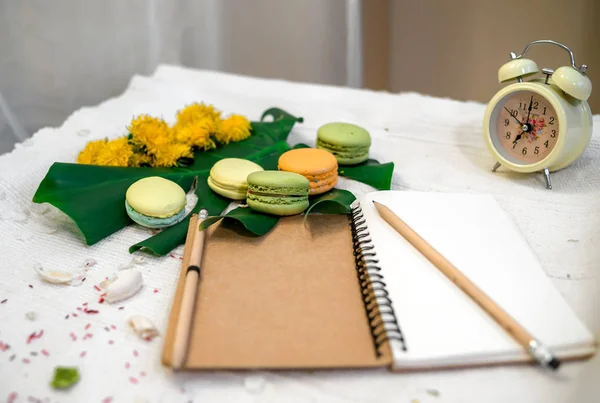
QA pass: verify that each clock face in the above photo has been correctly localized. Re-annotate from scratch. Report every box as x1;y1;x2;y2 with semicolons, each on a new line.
494;90;559;163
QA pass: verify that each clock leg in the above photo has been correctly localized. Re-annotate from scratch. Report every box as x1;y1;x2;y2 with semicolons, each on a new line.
543;168;552;190
491;162;501;172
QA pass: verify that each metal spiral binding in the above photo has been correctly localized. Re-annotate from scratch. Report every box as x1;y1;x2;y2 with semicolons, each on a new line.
350;204;407;356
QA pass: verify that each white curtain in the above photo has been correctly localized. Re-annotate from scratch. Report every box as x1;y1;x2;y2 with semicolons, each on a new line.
0;0;352;155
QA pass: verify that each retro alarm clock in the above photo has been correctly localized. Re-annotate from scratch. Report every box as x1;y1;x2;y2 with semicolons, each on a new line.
483;40;592;189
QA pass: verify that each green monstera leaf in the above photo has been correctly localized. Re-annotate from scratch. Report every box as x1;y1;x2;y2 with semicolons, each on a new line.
32;108;393;255
33;108;301;255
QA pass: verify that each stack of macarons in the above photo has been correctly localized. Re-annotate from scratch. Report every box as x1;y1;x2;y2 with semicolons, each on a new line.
200;121;371;217
316;122;371;165
207;157;311;217
125;176;187;228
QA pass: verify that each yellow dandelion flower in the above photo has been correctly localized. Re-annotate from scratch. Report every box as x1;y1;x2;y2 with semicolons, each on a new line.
175;103;221;129
77;139;108;165
215;114;252;144
174;117;217;150
94;137;133;167
128;114;171;155
152;142;194;167
129;152;153;167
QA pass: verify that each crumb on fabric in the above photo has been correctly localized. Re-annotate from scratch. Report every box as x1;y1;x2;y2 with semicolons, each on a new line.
426;389;440;397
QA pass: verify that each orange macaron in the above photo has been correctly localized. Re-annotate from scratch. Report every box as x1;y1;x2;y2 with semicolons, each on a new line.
278;148;338;195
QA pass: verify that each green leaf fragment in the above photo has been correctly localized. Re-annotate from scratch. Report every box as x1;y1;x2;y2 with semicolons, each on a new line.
50;367;80;389
303;189;356;226
338;159;395;191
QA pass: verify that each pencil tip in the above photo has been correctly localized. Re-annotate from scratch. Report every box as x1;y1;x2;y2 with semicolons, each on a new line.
548;357;561;370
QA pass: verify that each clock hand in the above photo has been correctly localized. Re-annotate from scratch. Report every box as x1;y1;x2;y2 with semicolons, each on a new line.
512;131;524;146
526;95;533;124
504;107;521;125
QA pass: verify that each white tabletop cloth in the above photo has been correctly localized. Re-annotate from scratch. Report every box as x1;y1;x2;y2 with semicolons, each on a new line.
0;65;598;403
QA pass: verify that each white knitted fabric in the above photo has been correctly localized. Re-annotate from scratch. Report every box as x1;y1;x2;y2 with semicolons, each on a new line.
0;65;598;403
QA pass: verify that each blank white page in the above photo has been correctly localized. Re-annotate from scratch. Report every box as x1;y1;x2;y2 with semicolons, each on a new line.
359;191;595;369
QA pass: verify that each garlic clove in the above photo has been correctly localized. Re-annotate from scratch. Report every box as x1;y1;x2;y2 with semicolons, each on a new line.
34;264;74;284
104;269;143;303
127;315;159;341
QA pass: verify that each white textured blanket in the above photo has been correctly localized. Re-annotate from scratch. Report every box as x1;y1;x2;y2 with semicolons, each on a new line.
0;65;598;402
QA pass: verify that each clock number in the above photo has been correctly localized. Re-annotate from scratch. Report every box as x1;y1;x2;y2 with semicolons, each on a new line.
549;116;555;125
504;119;509;126
519;102;526;110
551;129;556;138
512;141;518;149
510;109;518;117
543;107;547;115
505;131;511;139
534;146;539;155
544;140;549;148
522;147;527;155
533;101;539;110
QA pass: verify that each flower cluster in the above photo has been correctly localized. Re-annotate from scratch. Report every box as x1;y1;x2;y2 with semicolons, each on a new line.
77;103;252;167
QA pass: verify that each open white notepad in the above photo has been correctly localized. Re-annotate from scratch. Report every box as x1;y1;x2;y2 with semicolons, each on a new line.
358;191;596;370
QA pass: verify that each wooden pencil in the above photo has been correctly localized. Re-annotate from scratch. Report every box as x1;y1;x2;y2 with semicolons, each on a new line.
172;209;209;370
372;200;560;370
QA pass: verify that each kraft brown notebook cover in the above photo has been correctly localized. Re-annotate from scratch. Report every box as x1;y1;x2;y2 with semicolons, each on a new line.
162;213;394;369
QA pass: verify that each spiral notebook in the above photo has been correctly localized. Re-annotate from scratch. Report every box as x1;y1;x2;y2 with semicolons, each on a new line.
162;191;595;371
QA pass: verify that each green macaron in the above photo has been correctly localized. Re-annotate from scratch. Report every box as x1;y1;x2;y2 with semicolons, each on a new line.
316;122;371;165
246;171;310;216
125;176;187;228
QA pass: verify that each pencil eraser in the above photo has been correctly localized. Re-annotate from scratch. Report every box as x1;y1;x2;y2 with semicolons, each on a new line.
548;358;561;370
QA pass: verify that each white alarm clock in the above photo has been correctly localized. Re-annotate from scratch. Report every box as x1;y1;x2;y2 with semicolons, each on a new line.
483;40;593;189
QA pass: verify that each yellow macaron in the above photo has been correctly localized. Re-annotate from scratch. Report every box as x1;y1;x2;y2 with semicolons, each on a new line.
125;176;187;228
207;158;264;200
277;148;338;195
